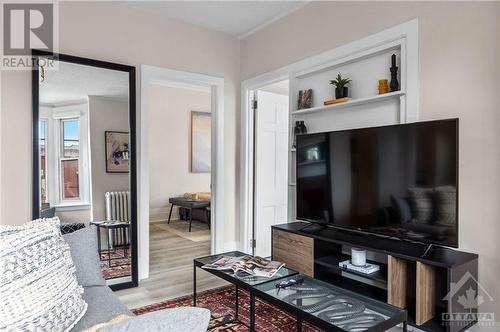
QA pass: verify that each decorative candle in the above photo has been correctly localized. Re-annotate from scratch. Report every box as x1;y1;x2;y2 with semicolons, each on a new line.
351;248;367;266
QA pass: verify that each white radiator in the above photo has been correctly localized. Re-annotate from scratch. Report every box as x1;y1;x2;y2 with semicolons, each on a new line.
105;191;131;247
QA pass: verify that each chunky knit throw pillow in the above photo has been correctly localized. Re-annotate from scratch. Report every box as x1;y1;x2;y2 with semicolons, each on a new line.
0;217;87;331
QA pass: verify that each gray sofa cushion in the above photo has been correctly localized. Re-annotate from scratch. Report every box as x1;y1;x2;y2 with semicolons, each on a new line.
71;286;132;331
63;226;106;287
101;307;210;332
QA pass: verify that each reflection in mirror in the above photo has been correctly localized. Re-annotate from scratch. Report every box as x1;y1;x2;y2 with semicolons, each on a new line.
37;59;133;286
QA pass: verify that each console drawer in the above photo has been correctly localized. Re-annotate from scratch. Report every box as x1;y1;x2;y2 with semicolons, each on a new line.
272;229;314;276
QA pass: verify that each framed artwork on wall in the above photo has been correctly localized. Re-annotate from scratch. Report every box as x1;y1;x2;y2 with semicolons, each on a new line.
105;131;130;173
191;111;211;173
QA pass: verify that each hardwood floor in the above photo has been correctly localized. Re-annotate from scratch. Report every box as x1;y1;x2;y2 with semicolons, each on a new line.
115;222;227;309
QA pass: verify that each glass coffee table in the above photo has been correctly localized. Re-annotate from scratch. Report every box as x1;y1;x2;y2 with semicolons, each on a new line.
193;251;299;330
194;252;407;331
252;274;408;331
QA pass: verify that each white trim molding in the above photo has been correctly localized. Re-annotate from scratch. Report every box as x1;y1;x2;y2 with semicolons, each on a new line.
239;19;419;254
40;102;91;209
139;65;225;280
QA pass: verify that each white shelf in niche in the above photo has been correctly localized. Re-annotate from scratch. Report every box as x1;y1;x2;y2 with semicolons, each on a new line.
289;183;296;186
291;91;405;116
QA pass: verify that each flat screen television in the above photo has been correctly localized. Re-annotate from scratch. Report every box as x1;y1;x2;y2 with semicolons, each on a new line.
296;119;458;247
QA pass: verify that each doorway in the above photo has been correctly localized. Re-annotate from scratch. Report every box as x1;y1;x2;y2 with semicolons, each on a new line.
145;82;216;303
252;80;289;257
137;65;225;281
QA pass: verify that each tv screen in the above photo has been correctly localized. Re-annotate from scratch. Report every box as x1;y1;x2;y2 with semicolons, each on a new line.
296;119;458;247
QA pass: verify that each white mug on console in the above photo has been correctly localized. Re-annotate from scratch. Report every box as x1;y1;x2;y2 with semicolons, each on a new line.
351;248;366;266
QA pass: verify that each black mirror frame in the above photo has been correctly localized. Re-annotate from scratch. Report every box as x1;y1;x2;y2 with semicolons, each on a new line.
31;50;138;290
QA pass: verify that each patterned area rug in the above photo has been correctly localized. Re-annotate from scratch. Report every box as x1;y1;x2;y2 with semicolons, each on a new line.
100;248;131;280
132;285;321;331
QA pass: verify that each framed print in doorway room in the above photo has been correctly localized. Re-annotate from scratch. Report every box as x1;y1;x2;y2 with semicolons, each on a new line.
191;111;211;173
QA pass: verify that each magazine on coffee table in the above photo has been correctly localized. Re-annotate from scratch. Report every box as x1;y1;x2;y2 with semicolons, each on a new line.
202;255;284;278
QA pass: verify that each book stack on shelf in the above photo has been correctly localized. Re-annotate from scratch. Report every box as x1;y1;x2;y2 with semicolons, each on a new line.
323;97;348;105
338;259;380;275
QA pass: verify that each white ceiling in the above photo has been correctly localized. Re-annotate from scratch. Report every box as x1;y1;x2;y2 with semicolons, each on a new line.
123;1;308;38
40;61;129;106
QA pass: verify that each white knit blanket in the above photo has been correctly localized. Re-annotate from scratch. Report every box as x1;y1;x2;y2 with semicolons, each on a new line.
0;217;87;331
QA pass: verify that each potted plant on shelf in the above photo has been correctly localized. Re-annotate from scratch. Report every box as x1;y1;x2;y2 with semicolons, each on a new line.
330;73;351;99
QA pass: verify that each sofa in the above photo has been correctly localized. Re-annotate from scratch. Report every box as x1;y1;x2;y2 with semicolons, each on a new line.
63;226;210;331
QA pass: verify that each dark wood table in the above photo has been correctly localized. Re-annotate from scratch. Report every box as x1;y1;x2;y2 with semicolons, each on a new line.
168;197;210;232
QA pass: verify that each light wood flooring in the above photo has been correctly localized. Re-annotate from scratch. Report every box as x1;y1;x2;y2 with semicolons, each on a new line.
115;222;227;309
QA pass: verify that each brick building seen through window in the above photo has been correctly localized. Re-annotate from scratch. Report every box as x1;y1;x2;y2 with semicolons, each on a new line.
61;119;80;199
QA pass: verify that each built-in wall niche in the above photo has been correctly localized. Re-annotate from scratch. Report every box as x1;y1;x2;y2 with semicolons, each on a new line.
294;47;402;111
287;39;410;223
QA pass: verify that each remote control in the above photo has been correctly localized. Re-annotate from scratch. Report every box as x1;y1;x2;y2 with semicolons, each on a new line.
275;278;304;290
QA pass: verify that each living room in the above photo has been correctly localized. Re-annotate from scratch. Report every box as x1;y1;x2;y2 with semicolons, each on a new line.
1;1;499;331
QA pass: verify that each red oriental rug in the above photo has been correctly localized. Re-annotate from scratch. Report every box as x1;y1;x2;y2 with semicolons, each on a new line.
100;248;131;280
132;285;321;331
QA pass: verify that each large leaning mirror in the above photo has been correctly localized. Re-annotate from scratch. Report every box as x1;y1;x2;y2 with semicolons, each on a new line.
32;51;137;289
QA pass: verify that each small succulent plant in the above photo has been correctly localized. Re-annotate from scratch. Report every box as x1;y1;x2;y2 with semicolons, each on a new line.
330;73;352;88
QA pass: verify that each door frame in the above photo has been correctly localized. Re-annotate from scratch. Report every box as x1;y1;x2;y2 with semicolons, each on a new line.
240;75;291;254
240;19;419;254
139;65;225;280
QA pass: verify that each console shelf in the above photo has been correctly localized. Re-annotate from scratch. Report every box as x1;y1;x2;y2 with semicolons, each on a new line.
271;222;479;332
291;91;405;115
315;253;388;284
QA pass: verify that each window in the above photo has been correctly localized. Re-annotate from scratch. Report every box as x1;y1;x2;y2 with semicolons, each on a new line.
39;120;48;204
60;119;80;200
41;104;90;208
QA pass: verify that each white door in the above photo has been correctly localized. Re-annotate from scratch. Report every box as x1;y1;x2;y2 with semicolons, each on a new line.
254;90;289;257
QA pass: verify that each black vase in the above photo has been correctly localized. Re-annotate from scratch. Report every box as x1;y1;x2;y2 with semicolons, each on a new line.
293;121;302;148
335;87;348;99
299;121;307;134
390;67;399;92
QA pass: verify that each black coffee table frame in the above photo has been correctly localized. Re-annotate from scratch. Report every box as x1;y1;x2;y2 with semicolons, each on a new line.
194;252;408;332
193;251;299;331
252;278;408;332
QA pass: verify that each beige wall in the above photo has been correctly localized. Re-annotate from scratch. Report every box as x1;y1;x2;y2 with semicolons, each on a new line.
148;84;211;222
241;1;500;315
89;96;130;221
1;1;499;311
0;2;240;243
